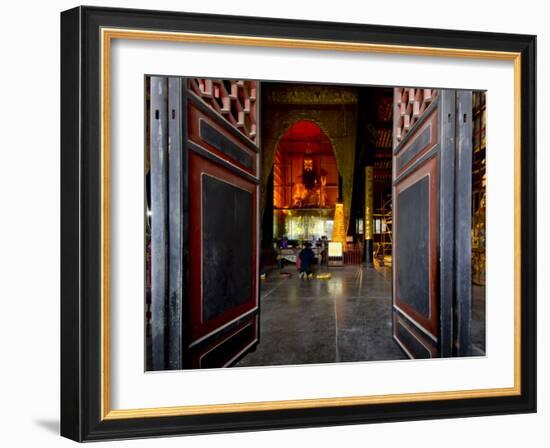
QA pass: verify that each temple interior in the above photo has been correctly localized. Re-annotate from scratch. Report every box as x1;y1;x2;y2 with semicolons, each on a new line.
241;84;485;366
259;85;395;268
145;78;487;370
271;120;339;241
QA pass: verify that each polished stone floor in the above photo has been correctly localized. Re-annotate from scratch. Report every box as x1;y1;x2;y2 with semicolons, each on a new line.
235;265;408;367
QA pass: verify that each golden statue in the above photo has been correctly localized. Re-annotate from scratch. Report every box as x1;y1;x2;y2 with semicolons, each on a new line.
292;155;328;208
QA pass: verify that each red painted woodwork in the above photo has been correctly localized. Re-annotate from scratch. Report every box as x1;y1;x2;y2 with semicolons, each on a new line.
394;108;438;177
393;312;438;358
187;150;258;345
392;155;439;338
392;87;443;358
188;98;258;177
182;77;260;367
188;78;258;143
189;315;258;368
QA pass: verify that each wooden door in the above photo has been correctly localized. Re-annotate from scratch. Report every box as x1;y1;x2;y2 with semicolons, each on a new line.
148;76;260;370
184;78;260;368
392;88;473;358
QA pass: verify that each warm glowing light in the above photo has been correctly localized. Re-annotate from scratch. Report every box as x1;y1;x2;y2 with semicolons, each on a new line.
332;202;347;251
328;241;343;257
272;120;338;210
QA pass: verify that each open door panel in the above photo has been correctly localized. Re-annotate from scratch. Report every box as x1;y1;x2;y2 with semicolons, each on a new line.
148;76;260;370
392;88;473;358
184;78;261;369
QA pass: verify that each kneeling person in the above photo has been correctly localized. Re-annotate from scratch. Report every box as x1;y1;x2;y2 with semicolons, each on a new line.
298;242;315;279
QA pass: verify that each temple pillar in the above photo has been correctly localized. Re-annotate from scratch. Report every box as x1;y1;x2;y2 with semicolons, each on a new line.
332;202;347;251
364;165;374;266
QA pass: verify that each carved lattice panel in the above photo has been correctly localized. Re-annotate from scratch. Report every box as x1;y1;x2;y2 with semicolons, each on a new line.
394;88;438;147
189;78;258;144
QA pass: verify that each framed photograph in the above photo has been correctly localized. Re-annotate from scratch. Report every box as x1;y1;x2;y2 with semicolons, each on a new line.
60;6;536;442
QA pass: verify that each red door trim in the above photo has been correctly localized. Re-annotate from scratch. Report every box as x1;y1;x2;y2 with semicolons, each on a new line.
187;150;259;344
392;155;439;339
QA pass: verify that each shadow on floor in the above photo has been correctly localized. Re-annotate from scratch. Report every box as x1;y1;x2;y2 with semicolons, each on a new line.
33;419;59;435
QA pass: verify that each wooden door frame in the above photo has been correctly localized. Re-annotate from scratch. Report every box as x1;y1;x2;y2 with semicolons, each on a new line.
148;76;187;370
439;89;474;357
438;90;456;357
454;90;473;356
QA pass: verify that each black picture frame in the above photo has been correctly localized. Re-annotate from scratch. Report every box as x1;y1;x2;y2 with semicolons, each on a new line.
61;5;536;442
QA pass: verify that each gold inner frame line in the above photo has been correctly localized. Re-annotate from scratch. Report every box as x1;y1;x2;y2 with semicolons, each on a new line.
100;27;522;421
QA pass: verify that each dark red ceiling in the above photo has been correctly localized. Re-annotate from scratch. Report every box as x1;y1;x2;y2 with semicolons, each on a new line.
278;120;332;154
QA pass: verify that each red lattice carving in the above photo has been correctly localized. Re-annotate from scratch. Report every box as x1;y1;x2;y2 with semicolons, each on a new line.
394;88;438;146
189;78;258;144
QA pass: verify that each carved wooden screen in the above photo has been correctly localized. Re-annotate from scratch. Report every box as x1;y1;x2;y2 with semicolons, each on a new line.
189;78;258;143
394;88;438;146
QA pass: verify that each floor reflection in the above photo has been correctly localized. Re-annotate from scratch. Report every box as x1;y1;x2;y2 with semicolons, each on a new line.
235;265;406;367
